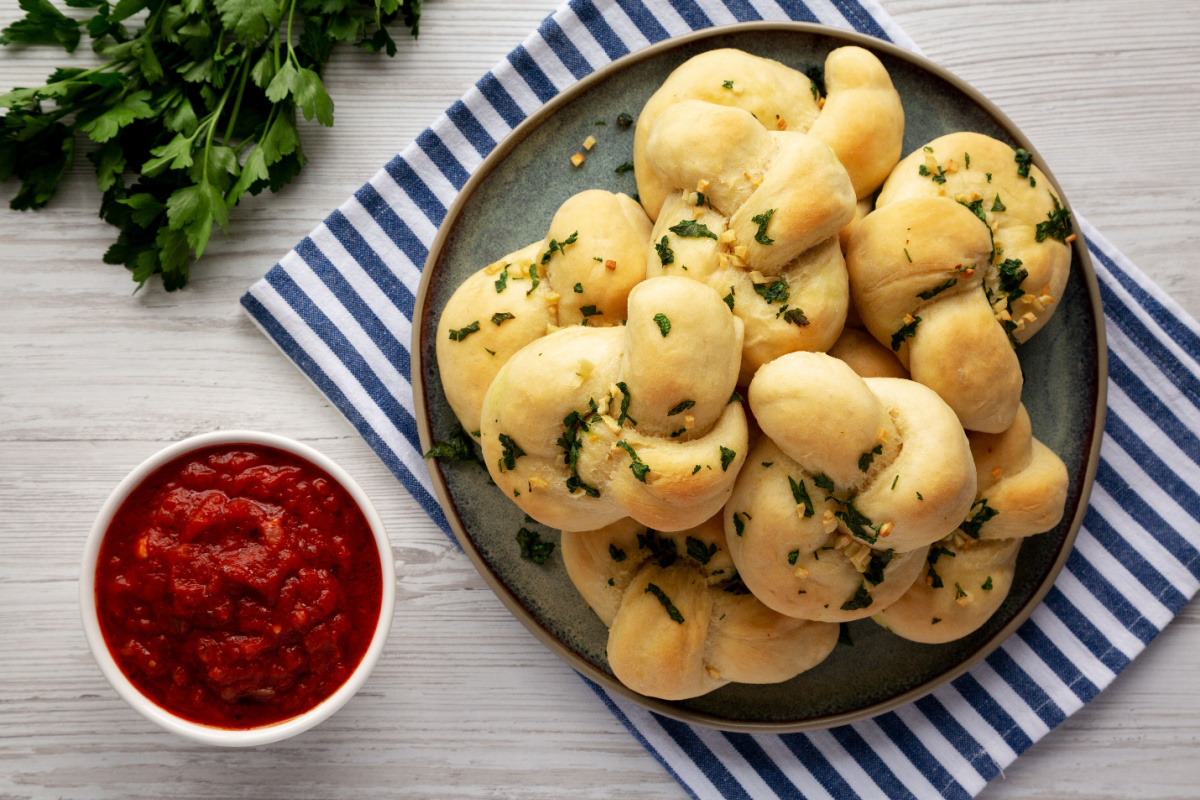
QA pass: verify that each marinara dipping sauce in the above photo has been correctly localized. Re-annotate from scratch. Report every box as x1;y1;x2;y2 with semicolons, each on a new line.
94;444;383;729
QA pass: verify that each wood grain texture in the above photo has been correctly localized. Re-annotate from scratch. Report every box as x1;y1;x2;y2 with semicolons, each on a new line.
1;0;1197;798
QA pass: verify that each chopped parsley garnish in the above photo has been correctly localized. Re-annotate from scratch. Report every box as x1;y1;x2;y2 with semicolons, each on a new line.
890;316;921;350
669;219;718;240
805;65;825;97
783;307;810;327
918;163;947;184
573;283;583;293
491;312;515;326
667;399;695;416
862;548;895;586
616;113;634;129
923;146;934;153
1035;194;1074;243
751;208;776;245
838;622;853;646
964;152;971;169
904;248;912;262
609;544;627;562
991;195;1007;213
448;321;481;342
954;582;968;600
789;476;814;518
753;278;790;305
928;564;944;589
580;305;602;317
788;549;800;565
637;530;678;568
813;473;836;495
693;465;702;475
494;264;509;293
932;617;942;625
928;545;956;566
616;440;650;482
723;287;735;311
986;172;993;182
719;446;736;472
695;192;710;208
485;348;496;356
762;462;773;468
526;264;540;295
644;583;684;623
670;428;686;438
997;258;1028;298
558;404;601;497
516;528;554;564
722;577;751;595
653;313;671;337
982;576;994;591
615;381;636;427
614;162;634;174
721;80;734;89
732;512;746;536
540;231;579;265
423;425;481;465
497;434;526;472
917;278;957;301
836;499;879;544
655;235;674;266
608;578;614;586
729;390;744;404
961;498;999;538
858;444;883;473
917;491;924;501
958;198;987;225
686;537;718;565
840;582;873;611
1014;148;1034;178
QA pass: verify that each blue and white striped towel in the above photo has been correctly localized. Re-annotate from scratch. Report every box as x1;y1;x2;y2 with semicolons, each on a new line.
241;1;1200;797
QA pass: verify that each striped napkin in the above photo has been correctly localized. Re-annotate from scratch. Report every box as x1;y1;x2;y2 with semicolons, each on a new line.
241;1;1200;796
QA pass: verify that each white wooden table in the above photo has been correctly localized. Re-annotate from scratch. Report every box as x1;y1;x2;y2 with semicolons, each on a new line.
2;1;1197;797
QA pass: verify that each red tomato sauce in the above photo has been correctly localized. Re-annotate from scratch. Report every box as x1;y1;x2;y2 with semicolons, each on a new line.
95;444;383;729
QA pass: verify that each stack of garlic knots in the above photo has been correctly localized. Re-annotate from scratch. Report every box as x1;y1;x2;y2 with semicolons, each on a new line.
431;43;1078;703
635;47;903;382
480;277;748;533
562;514;837;700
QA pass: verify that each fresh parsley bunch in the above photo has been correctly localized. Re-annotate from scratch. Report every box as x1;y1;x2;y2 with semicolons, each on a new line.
0;0;420;289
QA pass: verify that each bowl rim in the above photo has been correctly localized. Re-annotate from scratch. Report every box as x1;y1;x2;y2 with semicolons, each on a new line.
410;20;1108;733
79;429;397;747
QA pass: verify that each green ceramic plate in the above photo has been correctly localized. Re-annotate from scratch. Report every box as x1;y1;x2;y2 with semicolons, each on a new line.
412;22;1106;732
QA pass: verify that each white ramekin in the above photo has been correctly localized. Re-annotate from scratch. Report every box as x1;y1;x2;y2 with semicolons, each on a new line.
79;430;396;747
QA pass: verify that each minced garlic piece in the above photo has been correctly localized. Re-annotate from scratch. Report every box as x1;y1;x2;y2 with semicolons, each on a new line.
605;259;617;271
794;566;809;579
733;245;748;259
822;509;838;534
570;153;585;167
684;415;695;430
776;118;787;131
528;477;548;490
583;135;596;151
696;179;710;192
706;666;722;680
719;229;738;245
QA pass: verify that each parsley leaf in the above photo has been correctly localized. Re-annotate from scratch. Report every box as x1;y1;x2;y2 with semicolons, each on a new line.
991;194;1006;213
423;425;481;465
783;307;810;327
616;440;650;483
788;476;814;518
668;219;718;240
719;446;736;471
497;433;526;472
614;161;634;174
645;582;684;623
615;381;636;427
494;264;509;293
960;498;999;539
667;399;694;416
448;321;481;342
862;549;894;586
609;543;626;562
917;278;957;301
653;312;671;337
654;235;674;266
858;444;883;473
686;537;718;565
840;582;873;611
723;286;735;311
1014;148;1034;178
753;278;790;305
516;528;554;565
1035;194;1073;243
890;316;921;350
751;208;776;245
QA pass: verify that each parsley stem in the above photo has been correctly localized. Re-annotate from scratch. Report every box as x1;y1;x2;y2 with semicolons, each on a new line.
222;53;254;144
285;0;299;66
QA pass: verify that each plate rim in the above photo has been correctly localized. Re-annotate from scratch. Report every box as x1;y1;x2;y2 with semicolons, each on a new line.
411;20;1109;733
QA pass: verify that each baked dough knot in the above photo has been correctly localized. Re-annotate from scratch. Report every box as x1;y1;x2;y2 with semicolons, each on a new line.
633;46;905;217
561;513;838;700
436;189;652;431
725;352;977;622
640;97;857;383
479;276;749;533
847;132;1074;433
874;403;1069;643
